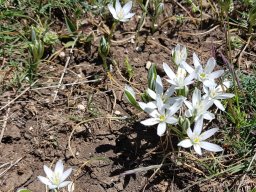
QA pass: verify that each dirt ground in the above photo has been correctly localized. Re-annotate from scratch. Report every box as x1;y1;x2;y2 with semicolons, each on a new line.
0;1;255;192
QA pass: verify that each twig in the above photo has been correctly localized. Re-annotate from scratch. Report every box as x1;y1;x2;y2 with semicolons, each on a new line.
237;152;256;190
237;35;252;69
53;32;81;102
178;25;219;36
31;79;101;91
173;0;196;24
0;157;23;177
0;80;38;112
0;96;10;143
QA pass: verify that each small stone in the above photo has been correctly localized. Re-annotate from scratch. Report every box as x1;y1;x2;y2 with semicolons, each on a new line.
4;124;21;140
59;51;66;58
114;110;121;115
77;104;86;111
146;61;152;69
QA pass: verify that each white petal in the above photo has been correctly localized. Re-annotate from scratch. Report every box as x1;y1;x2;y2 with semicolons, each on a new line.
193;53;201;69
214;100;225;111
200;128;219;140
123;12;135;20
48;184;58;189
165;116;177;124
156;95;164;114
147;88;156;100
192;88;201;106
163;63;176;79
184;73;195;84
200;141;223;152
61;168;72;182
216;93;235;99
178;139;193;148
164;85;175;98
138;102;156;114
148;109;160;118
193;144;202;155
43;165;54;180
168;99;183;115
156;75;163;95
205;57;216;73
55;160;64;175
185;109;193;117
108;4;118;20
203;99;214;111
37;176;52;186
187;128;193;139
180;61;194;74
122;1;133;15
58;181;72;188
184;100;193;110
203;80;216;87
141;118;159;126
209;70;224;79
157;122;166;136
120;18;129;22
166;79;178;86
203;112;215;121
115;0;122;13
193;118;203;135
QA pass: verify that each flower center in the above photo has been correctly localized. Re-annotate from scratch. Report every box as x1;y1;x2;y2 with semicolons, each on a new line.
193;137;200;144
52;173;60;185
199;73;207;79
210;90;217;98
159;114;166;122
117;9;124;19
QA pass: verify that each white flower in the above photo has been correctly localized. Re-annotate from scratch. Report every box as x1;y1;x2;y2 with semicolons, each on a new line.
185;88;214;121
38;160;72;190
108;0;135;22
163;63;194;90
140;95;183;136
147;75;182;107
203;81;235;111
178;118;223;155
192;53;224;87
172;44;187;66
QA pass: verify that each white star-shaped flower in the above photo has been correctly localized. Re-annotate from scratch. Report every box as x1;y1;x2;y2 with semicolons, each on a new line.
139;95;183;136
185;88;214;121
203;81;234;111
108;0;135;22
38;160;72;190
147;75;183;107
163;63;194;90
178;118;223;155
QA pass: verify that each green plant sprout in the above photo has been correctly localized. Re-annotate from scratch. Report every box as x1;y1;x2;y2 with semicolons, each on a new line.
27;26;44;82
151;0;164;33
98;0;135;70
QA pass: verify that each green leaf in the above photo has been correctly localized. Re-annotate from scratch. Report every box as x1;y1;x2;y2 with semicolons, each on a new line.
124;90;139;109
17;189;33;192
124;57;134;80
64;16;77;33
64;41;75;48
147;64;157;90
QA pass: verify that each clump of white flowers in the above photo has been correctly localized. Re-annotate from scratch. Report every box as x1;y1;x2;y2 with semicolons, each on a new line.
125;44;235;155
37;160;72;190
